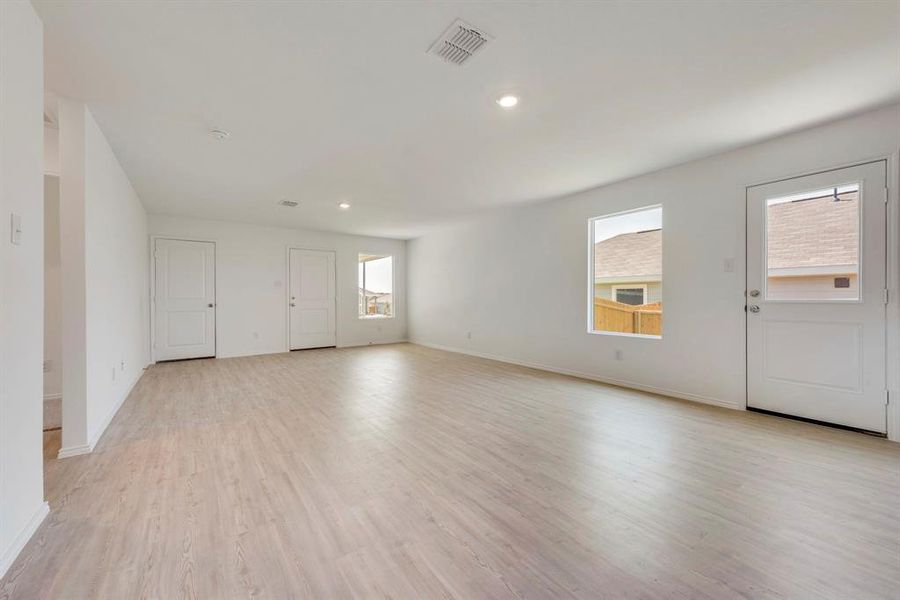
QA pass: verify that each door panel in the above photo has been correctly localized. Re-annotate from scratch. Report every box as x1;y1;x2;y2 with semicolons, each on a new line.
155;239;216;361
289;249;336;350
746;161;887;432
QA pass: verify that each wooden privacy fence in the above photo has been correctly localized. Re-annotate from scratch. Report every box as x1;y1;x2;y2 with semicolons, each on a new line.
593;298;662;335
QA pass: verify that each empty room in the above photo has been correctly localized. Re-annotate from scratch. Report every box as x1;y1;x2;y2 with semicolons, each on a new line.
2;1;899;598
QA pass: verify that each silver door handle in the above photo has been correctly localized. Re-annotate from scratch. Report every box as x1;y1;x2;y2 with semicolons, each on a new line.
748;305;760;313
749;289;760;297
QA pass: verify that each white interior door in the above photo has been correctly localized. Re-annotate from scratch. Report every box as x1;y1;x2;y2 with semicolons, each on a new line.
289;248;336;350
154;239;216;361
747;161;887;432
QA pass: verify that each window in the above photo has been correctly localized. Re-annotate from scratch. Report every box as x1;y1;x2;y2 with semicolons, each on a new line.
359;254;393;318
612;285;647;306
765;184;859;301
590;206;662;337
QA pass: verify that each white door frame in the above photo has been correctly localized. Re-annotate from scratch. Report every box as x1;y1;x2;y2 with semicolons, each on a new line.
285;245;339;351
150;235;219;363
744;153;898;440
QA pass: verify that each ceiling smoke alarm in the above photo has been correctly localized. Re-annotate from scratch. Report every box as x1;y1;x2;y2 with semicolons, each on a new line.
278;199;299;207
427;19;492;66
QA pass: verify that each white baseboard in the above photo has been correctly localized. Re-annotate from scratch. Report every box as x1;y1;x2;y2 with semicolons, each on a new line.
411;340;741;411
87;367;145;449
42;393;62;402
0;501;49;580
57;366;146;460
338;338;408;349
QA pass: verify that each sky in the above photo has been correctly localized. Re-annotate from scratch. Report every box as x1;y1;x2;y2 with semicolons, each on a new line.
359;256;393;293
593;206;662;243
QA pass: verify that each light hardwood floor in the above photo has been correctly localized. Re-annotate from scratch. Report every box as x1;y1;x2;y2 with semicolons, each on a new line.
2;343;899;599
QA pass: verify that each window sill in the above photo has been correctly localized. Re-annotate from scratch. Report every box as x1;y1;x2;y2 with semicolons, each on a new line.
359;315;395;320
587;330;661;340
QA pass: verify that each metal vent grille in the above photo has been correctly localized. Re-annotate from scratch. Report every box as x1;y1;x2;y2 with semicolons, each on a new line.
278;199;299;207
427;19;491;66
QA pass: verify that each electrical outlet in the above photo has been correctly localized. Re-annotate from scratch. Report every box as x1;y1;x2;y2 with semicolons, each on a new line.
120;360;125;371
614;349;623;361
112;366;117;380
466;331;472;340
43;360;51;373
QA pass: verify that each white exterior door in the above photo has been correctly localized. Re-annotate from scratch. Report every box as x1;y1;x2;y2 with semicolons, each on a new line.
746;161;888;432
289;249;336;350
154;239;216;361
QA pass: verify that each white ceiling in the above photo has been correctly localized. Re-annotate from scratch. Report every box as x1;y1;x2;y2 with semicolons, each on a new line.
34;1;900;239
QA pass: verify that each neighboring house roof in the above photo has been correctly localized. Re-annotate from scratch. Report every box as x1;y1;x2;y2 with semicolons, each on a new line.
594;229;661;280
594;191;858;281
766;191;857;272
359;288;392;299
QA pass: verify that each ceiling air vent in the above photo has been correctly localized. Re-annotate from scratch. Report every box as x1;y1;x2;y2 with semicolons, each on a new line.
278;199;299;208
427;19;491;66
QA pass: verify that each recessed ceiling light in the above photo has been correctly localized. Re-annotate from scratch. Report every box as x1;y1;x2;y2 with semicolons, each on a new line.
209;128;230;140
338;202;351;210
496;94;519;109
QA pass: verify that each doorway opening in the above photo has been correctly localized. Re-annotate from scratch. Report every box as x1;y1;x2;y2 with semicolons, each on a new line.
43;174;61;436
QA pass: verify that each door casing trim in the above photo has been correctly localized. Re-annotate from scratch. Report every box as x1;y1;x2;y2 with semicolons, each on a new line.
285;246;339;352
149;235;219;363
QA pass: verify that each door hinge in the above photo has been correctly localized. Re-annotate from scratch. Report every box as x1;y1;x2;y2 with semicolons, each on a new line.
885;187;889;204
885;390;890;406
884;289;890;305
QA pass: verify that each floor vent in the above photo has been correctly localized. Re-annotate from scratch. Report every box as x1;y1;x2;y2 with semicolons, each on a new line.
427;19;491;66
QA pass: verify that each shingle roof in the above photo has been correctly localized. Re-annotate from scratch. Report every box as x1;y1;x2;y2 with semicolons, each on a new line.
766;191;857;270
593;191;858;280
594;229;661;279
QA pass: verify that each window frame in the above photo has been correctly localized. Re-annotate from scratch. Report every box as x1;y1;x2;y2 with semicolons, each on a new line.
587;205;662;339
358;253;395;320
611;284;648;306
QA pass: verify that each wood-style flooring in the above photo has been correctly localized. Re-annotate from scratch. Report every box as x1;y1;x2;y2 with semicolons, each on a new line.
2;343;898;599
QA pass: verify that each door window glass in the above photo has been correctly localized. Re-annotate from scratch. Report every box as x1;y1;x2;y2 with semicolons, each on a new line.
765;184;859;301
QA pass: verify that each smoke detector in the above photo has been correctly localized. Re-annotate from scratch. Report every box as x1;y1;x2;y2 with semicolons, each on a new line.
278;199;299;207
427;19;491;66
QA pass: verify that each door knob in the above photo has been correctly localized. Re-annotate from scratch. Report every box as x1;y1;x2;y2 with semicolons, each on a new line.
290;303;296;307
749;289;760;297
748;305;760;313
208;303;215;308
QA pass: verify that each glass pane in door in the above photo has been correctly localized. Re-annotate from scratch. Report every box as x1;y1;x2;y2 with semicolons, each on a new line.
765;184;859;301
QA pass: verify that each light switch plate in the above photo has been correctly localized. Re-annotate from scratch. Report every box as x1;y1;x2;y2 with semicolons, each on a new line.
723;257;735;273
10;213;22;245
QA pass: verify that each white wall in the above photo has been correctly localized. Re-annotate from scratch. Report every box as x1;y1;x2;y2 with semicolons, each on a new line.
408;103;900;439
148;215;407;358
58;100;150;456
0;0;49;578
84;109;150;445
44;175;62;401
